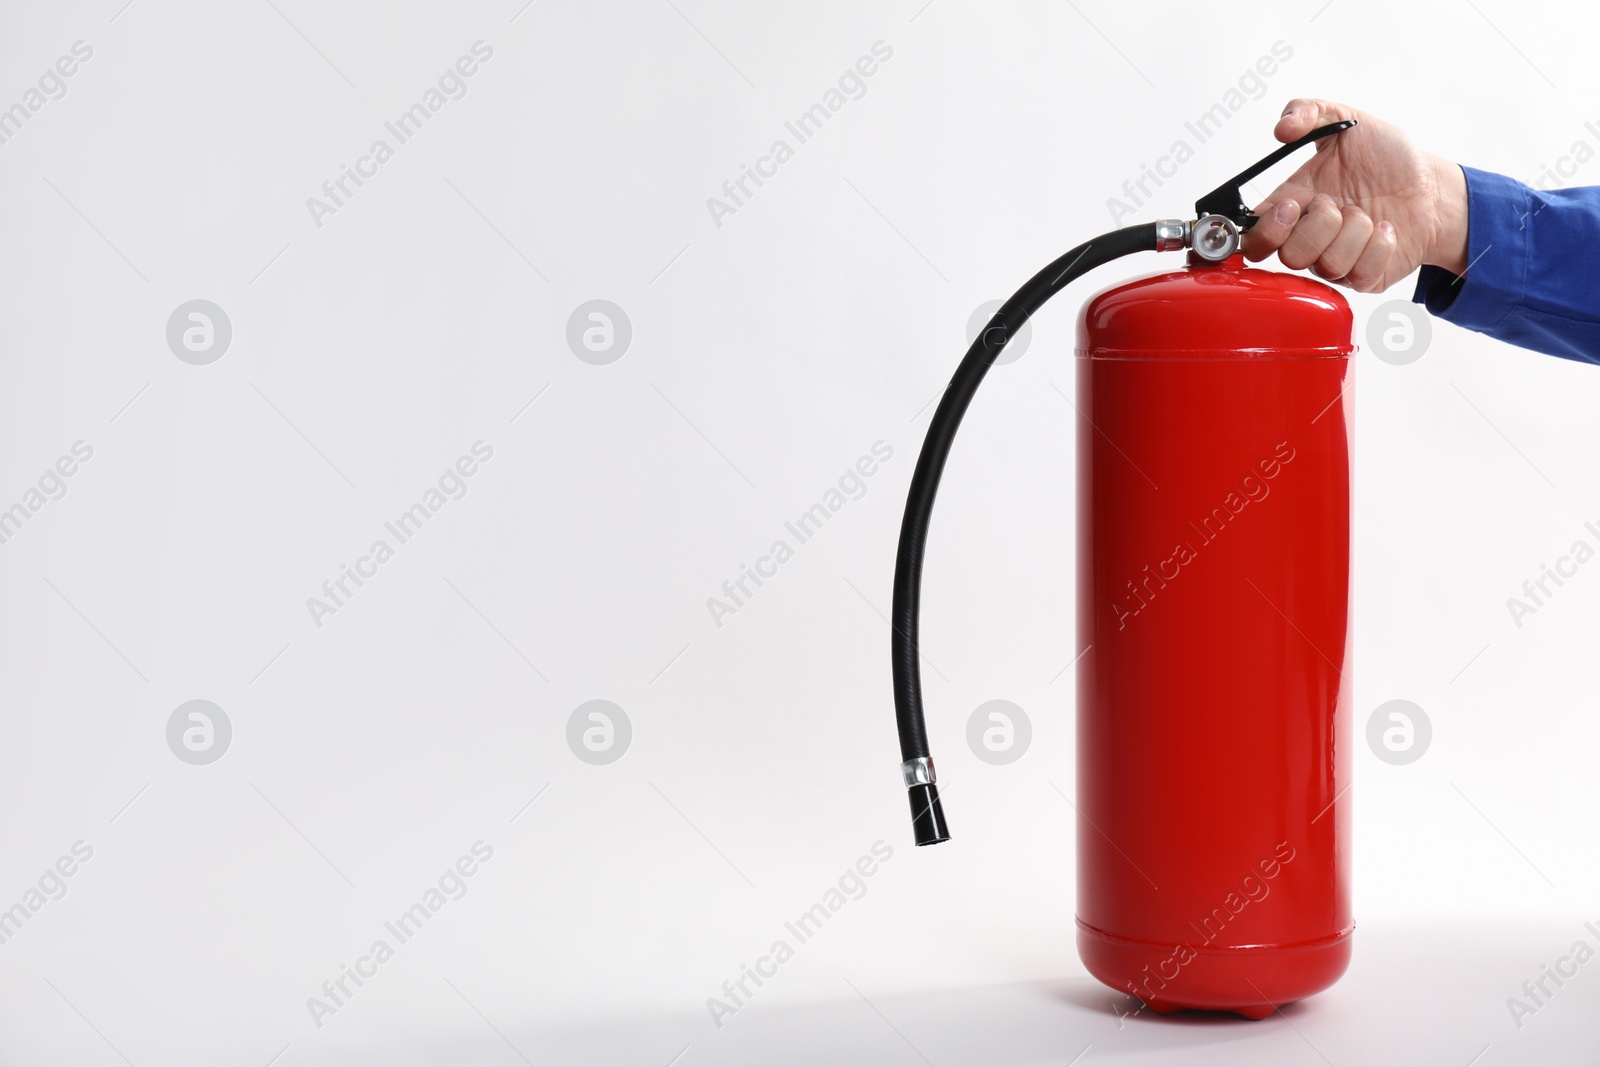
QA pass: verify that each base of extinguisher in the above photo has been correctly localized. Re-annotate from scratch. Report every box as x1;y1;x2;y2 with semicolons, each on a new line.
1140;997;1277;1021
1077;920;1353;1020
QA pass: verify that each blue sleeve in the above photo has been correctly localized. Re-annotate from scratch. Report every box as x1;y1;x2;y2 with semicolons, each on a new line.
1412;166;1600;366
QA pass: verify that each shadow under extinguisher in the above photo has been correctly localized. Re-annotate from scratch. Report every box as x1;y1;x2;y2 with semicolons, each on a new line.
888;122;1359;1020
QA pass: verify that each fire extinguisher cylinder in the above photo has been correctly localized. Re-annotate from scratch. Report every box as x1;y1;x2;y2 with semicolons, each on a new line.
883;120;1361;1017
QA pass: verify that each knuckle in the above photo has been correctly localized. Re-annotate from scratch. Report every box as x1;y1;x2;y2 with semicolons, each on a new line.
1341;215;1374;242
1282;226;1331;266
1309;197;1343;221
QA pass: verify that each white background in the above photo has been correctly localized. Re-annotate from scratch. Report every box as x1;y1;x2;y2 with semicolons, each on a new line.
2;0;1598;1063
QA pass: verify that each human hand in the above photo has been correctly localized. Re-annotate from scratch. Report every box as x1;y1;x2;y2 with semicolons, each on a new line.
1240;99;1468;292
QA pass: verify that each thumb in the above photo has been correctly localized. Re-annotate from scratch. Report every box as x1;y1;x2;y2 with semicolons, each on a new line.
1274;98;1360;144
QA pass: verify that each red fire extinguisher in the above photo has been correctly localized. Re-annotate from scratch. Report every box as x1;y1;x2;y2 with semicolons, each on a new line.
889;123;1357;1018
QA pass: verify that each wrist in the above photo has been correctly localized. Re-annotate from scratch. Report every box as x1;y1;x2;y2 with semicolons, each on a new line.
1425;155;1469;275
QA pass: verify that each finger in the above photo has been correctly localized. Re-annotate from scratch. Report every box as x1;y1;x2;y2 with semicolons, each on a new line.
1274;98;1360;145
1242;200;1301;261
1277;194;1344;270
1313;205;1374;281
1343;220;1399;293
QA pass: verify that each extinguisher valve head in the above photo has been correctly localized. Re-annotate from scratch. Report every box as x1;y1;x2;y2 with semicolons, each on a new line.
1190;214;1241;262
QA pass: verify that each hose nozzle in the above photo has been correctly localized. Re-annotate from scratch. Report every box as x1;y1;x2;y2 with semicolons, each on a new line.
909;782;950;846
901;757;948;844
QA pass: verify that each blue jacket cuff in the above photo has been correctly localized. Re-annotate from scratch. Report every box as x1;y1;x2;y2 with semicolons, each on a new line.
1411;166;1530;329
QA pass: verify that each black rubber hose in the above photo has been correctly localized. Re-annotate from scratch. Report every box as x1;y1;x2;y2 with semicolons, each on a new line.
892;222;1161;846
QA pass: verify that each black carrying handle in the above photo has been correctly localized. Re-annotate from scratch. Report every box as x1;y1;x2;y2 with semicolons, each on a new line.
1193;120;1357;230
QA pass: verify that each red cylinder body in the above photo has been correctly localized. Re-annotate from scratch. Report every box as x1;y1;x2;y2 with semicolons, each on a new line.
1074;252;1354;1018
